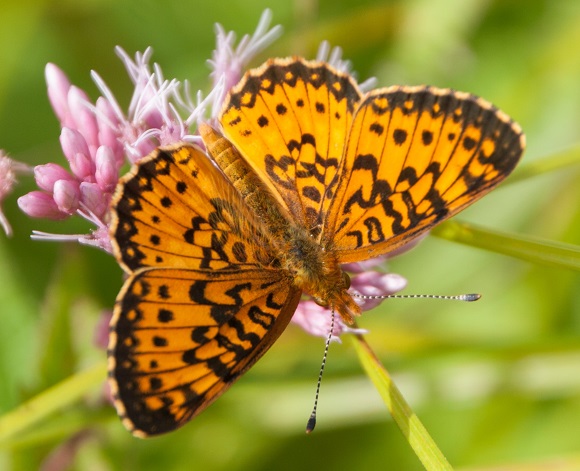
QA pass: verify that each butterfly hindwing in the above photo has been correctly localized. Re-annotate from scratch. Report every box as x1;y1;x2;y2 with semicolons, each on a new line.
323;86;525;262
220;58;362;234
109;267;301;436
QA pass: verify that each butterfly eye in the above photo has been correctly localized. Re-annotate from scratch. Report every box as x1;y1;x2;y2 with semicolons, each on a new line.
313;297;330;308
342;272;351;289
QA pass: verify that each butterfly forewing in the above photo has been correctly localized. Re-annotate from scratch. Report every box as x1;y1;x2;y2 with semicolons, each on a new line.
109;267;301;436
220;58;362;234
111;144;274;272
324;86;525;262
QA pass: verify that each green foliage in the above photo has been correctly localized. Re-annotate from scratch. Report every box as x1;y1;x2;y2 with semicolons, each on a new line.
1;0;580;469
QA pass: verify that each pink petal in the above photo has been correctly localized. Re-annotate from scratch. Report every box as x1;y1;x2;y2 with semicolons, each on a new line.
45;63;73;127
53;179;80;214
95;97;124;164
350;272;407;311
82;225;113;253
291;300;366;341
34;163;75;192
18;191;68;220
351;271;407;295
68;86;99;152
60;128;95;181
95;146;119;192
143;103;165;130
79;182;109;218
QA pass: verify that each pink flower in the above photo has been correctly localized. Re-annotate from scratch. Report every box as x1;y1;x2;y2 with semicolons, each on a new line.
17;191;68;220
6;9;415;341
94;310;114;350
18;54;213;249
0;151;32;236
350;271;407;311
291;301;368;343
209;9;283;95
16;63;128;250
90;47;184;161
13;11;285;252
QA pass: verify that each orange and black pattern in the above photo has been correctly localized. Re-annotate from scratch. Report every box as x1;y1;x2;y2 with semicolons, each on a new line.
325;86;524;261
221;58;362;236
110;267;300;436
109;58;525;437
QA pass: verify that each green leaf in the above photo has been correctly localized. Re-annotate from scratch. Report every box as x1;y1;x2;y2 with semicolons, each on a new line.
507;144;580;186
432;220;580;271
349;334;453;471
0;361;107;448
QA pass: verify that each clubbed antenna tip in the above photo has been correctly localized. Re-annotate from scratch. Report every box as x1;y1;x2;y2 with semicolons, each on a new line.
306;414;316;434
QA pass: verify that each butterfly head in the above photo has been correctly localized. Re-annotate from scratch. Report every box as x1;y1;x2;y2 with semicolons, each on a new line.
288;243;361;324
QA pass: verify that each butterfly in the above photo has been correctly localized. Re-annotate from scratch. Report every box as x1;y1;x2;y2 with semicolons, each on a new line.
108;57;525;437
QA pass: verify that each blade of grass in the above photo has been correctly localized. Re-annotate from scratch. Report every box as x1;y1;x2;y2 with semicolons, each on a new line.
506;144;580;186
0;361;107;447
349;333;453;471
3;408;113;450
432;220;580;271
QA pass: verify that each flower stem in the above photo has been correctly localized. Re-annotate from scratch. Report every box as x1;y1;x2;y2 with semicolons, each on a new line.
0;361;107;446
432;220;580;271
507;143;580;186
349;333;453;471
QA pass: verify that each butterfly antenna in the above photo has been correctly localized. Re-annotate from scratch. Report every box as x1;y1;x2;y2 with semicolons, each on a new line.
352;292;481;302
305;292;478;433
306;308;335;434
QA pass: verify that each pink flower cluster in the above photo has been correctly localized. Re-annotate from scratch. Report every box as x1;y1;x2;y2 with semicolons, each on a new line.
0;10;411;339
7;11;288;250
0;152;31;236
17;65;123;251
16;48;211;250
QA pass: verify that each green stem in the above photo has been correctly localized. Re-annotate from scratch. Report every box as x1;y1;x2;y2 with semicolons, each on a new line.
0;361;107;446
506;144;580;186
432;220;580;271
349;334;453;471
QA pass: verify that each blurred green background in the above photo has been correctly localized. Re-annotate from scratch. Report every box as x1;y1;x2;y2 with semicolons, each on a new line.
1;0;580;469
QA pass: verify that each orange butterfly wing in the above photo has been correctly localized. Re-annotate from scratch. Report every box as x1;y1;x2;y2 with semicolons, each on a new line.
220;58;361;235
111;144;275;272
109;144;301;436
109;267;300;436
323;86;525;262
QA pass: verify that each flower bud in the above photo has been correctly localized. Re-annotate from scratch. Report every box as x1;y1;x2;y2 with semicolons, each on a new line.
53;179;80;214
18;191;68;220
